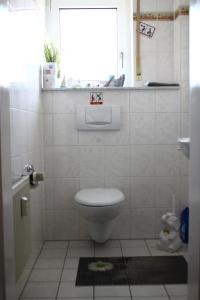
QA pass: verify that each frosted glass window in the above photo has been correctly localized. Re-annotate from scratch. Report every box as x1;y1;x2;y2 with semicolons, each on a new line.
59;8;118;81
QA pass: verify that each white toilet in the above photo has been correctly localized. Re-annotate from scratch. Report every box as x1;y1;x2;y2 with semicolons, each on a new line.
74;188;125;243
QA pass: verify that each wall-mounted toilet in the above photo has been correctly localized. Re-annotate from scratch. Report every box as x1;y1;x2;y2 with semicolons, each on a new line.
74;188;125;243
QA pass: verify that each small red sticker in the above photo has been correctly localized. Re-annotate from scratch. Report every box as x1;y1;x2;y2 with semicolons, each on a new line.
90;92;103;105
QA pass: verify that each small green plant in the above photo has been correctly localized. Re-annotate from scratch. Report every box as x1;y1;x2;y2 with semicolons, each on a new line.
44;41;60;77
44;42;59;62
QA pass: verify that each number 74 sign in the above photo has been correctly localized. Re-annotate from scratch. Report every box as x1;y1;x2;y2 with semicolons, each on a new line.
139;22;155;38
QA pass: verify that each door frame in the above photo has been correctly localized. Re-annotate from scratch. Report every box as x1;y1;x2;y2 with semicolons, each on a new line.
188;0;200;299
0;87;16;299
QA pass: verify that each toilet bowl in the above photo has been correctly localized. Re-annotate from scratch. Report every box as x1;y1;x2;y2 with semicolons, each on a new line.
74;188;125;243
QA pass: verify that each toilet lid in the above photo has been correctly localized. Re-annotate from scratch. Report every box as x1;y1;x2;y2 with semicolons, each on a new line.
74;188;125;207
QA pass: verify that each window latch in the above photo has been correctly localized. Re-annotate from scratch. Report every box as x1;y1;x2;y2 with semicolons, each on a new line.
120;51;124;69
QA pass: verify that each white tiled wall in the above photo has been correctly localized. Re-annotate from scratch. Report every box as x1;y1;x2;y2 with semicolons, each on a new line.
10;87;44;245
8;0;189;243
133;0;175;85
9;4;44;249
8;1;45;296
42;88;187;240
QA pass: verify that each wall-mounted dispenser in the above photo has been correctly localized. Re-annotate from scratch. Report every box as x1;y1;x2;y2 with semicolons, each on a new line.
77;105;121;130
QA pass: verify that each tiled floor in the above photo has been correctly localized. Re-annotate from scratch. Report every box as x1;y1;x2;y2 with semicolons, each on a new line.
20;239;188;300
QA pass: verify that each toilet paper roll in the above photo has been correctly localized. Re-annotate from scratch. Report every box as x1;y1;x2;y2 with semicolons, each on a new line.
32;172;44;182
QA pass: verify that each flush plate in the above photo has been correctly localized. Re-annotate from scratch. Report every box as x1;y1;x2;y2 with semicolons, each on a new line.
77;105;121;131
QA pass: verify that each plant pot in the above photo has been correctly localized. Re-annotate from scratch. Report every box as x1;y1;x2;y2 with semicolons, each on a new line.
43;63;57;88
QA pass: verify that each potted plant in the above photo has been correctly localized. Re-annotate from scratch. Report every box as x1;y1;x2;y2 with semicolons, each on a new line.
43;41;60;88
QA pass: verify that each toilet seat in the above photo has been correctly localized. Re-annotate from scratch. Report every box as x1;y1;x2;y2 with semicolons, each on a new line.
75;188;125;207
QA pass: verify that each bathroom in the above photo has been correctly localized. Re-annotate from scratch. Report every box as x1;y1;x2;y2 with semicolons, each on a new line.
0;0;199;299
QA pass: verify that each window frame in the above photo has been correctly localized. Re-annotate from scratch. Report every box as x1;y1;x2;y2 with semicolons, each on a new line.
45;0;133;85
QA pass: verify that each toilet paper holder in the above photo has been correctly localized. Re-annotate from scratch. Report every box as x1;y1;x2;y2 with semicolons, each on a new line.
22;164;44;188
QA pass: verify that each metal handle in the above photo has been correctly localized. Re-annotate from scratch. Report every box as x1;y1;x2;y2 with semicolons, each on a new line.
21;196;29;217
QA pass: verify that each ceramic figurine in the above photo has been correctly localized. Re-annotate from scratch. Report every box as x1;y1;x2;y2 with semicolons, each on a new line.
157;211;182;253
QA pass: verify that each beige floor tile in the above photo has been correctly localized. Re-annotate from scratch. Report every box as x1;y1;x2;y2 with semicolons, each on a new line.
95;247;122;257
34;258;64;269
95;298;131;300
22;282;59;298
57;298;93;300
130;285;167;297
67;247;94;258
39;248;66;259
132;297;169;300
21;299;55;300
43;241;68;249
95;240;120;248
95;285;131;297
148;247;177;256
146;239;159;247
170;297;187;300
29;269;62;282
69;240;94;248
121;239;146;248
61;269;77;282
58;282;93;298
64;258;79;269
122;247;150;256
165;284;188;296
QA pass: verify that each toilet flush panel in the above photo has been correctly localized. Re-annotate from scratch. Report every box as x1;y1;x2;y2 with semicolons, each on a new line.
77;105;121;130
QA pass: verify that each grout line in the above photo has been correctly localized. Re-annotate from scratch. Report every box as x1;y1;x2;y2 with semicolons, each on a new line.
92;240;95;300
55;240;70;300
43;142;181;147
144;239;153;256
103;145;106;187
120;239;133;299
93;285;95;300
94;240;96;257
164;284;171;300
19;241;45;299
126;239;132;298
129;284;133;299
44;238;93;242
119;239;125;259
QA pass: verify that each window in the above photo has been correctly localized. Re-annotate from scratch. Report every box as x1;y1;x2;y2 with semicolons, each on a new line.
46;0;133;85
60;8;118;82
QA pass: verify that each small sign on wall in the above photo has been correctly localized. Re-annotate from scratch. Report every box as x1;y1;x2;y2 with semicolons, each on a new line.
139;22;155;38
90;92;103;105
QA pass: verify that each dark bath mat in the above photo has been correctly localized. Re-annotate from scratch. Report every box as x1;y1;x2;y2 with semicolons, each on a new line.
125;256;187;285
76;256;187;286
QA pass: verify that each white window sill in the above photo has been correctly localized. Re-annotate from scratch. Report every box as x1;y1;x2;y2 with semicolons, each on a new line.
41;86;180;91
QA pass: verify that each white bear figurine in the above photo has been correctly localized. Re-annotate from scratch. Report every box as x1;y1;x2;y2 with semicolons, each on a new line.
157;212;182;253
